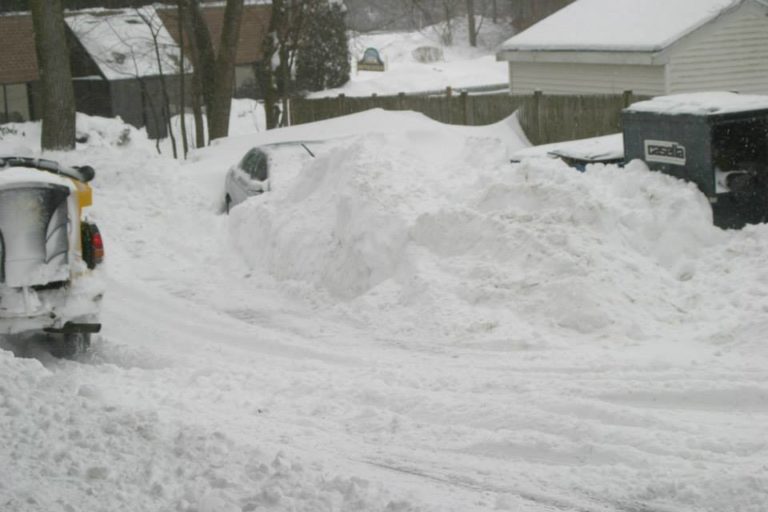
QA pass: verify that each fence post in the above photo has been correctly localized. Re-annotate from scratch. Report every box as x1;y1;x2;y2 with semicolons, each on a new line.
286;97;292;126
461;91;471;125
623;90;633;108
532;90;543;144
338;94;345;116
398;92;406;110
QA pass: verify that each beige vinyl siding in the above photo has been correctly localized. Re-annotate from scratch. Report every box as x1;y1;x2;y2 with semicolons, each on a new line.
668;13;768;95
508;62;666;95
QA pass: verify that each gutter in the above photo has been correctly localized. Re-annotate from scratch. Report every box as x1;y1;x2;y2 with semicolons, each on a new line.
496;49;659;66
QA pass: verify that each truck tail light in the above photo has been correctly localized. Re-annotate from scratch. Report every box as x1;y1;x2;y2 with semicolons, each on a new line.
82;222;104;269
91;226;104;266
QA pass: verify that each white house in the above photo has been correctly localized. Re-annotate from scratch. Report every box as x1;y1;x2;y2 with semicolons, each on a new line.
496;0;768;96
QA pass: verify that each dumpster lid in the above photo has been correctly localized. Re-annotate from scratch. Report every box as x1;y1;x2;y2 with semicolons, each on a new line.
626;92;768;116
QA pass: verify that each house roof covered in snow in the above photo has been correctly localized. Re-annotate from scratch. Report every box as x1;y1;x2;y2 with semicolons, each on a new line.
0;13;38;84
498;0;764;61
66;7;191;81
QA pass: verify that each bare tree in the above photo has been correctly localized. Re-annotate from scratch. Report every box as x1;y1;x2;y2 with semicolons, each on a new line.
466;0;476;46
30;0;76;150
509;0;574;33
261;0;320;129
134;7;178;158
261;0;281;129
180;0;245;143
176;2;189;158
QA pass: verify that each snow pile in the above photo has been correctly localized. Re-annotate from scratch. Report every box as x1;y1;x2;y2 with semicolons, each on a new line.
75;114;148;149
0;122;40;157
228;125;728;343
0;113;148;156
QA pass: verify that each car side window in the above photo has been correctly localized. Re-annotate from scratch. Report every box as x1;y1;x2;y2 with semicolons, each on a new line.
241;150;268;181
238;151;254;171
252;152;268;181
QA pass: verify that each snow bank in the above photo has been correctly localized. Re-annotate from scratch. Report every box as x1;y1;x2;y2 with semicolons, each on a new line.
228;124;734;343
0;113;149;157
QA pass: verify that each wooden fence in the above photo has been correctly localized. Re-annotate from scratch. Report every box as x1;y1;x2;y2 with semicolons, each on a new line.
289;90;650;145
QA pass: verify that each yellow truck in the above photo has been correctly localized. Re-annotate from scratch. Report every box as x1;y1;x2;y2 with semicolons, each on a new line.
0;157;104;358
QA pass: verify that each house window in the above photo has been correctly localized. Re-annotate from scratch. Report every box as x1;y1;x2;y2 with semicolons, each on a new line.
0;84;30;123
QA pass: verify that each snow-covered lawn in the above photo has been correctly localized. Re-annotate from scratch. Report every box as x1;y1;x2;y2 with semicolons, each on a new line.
1;106;767;512
311;19;511;98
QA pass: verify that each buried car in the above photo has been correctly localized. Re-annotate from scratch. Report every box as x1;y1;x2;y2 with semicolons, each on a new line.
510;133;625;171
0;157;104;358
224;141;317;212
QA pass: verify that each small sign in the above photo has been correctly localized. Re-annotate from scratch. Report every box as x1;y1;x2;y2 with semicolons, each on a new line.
644;139;686;166
358;47;385;72
361;48;383;65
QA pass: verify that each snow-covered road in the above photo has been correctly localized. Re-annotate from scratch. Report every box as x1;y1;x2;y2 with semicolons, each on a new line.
1;110;767;512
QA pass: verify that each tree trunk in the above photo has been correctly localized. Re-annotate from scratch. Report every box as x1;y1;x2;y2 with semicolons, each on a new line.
183;0;244;142
178;1;207;148
191;79;206;148
177;3;189;158
466;0;477;47
30;0;76;151
262;0;282;130
140;9;177;157
207;0;244;140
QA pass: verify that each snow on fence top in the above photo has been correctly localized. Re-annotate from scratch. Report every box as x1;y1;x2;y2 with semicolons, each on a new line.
66;6;191;81
626;92;768;115
501;0;741;52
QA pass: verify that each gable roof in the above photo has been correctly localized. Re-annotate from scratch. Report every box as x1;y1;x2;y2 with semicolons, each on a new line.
157;3;271;66
65;6;191;81
500;0;749;55
0;13;38;84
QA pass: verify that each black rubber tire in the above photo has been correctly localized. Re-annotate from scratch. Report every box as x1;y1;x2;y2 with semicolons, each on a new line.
48;332;91;359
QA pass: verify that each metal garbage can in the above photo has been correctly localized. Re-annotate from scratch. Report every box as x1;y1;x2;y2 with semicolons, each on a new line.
623;93;768;229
